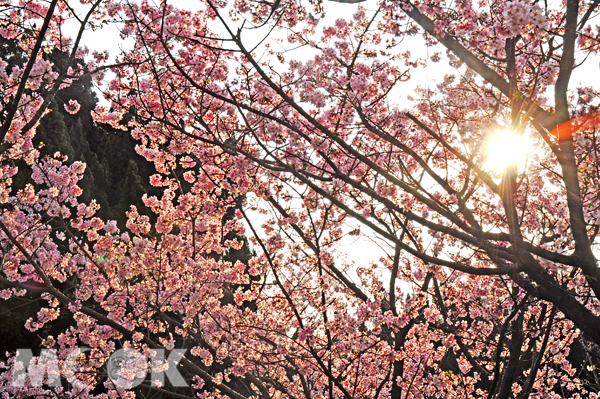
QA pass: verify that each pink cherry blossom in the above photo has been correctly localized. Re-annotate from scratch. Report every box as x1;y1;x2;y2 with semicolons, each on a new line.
64;100;81;115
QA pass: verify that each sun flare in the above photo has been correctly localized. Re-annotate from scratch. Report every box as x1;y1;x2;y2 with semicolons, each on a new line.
485;130;530;171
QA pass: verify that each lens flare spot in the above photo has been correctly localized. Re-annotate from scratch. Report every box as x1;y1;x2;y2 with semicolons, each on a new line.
486;131;530;171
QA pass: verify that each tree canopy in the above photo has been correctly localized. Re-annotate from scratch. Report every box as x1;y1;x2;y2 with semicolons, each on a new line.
1;0;600;398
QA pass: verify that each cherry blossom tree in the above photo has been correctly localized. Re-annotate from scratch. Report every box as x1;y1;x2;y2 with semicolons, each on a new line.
1;0;600;398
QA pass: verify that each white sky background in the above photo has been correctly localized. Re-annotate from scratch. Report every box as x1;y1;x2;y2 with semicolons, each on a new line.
62;0;600;274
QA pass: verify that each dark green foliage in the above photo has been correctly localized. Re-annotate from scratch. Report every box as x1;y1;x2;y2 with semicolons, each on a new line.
113;159;149;218
4;41;161;228
34;100;75;160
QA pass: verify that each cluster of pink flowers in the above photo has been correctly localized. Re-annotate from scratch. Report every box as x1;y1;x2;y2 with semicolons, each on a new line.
0;0;599;398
